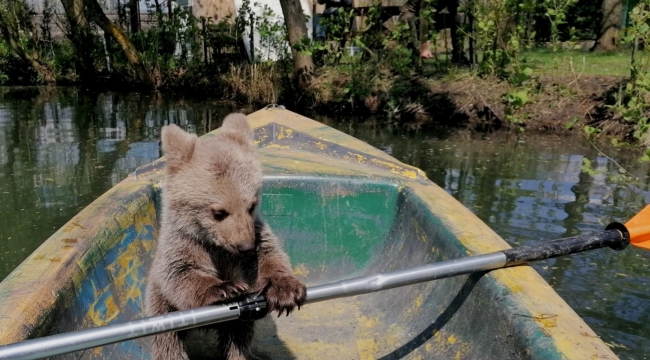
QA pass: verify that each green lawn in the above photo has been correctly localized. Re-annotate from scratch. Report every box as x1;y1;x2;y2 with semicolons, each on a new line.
519;49;632;77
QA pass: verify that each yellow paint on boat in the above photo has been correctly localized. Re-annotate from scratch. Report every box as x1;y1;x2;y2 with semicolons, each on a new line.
356;339;377;360
292;264;310;277
414;294;424;308
88;291;119;326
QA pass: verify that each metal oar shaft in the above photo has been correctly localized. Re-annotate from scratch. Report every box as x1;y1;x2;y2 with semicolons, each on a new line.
306;252;506;304
0;304;241;360
0;228;628;360
305;229;627;305
0;253;508;360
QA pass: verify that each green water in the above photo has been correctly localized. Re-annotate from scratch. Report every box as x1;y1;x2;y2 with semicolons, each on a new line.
0;86;649;359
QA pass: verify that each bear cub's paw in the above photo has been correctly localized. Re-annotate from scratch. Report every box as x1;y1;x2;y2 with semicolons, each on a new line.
256;274;307;317
208;280;250;304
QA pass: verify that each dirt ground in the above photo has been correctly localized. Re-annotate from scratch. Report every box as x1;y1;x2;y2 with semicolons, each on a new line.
309;68;629;138
422;74;626;134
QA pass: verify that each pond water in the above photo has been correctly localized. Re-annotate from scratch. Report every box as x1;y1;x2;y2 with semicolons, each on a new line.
0;86;649;359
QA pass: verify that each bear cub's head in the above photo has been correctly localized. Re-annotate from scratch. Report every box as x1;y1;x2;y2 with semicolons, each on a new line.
160;113;262;255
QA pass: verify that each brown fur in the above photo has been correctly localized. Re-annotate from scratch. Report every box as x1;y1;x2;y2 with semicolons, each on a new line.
145;113;307;360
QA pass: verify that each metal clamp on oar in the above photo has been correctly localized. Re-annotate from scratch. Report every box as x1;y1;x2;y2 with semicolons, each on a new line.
238;294;269;321
1;205;650;360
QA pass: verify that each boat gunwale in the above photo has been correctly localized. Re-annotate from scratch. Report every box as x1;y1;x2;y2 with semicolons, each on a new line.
0;179;158;343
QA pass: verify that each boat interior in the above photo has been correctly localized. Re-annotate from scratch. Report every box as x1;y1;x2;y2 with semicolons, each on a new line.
32;176;548;359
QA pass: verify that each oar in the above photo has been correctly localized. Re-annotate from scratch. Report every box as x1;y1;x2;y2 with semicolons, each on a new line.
1;206;650;360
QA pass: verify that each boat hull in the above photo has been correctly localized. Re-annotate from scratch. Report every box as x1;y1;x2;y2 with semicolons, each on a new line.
0;108;618;359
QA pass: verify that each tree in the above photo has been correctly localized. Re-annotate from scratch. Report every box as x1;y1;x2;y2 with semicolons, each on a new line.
129;0;141;33
83;0;154;87
277;0;314;92
60;0;98;82
0;0;56;83
592;0;623;51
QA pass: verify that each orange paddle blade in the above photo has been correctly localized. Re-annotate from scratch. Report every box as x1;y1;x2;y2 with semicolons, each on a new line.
625;204;650;250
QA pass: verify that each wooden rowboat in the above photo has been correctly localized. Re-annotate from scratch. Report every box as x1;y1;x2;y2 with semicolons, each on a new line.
0;107;618;359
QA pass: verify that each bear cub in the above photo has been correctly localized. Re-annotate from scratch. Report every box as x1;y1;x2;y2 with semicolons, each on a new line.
145;113;307;360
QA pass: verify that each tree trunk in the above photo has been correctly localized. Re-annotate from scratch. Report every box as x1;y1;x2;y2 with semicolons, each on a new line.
84;0;154;87
447;0;466;64
593;0;622;51
278;0;314;92
168;0;174;20
0;6;56;83
60;0;97;81
129;0;141;33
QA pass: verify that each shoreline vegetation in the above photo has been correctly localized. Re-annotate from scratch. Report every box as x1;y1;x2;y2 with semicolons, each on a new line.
2;0;650;158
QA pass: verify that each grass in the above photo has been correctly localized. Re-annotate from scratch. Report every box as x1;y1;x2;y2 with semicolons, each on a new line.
519;48;632;77
220;62;282;105
418;48;634;79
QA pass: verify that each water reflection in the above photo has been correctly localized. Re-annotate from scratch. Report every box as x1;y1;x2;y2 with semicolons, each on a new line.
0;87;251;282
0;88;649;358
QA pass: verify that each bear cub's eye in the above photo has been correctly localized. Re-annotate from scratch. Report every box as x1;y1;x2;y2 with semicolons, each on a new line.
248;202;257;214
213;209;229;221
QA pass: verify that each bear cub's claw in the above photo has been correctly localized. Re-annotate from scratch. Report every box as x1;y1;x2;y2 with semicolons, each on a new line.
257;274;307;317
210;280;250;304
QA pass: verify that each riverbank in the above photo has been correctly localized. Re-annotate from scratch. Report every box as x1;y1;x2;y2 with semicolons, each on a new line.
2;48;638;147
204;50;639;145
305;66;633;148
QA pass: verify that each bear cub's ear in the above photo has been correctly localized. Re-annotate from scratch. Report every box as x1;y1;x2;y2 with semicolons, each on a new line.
161;124;197;173
221;113;254;142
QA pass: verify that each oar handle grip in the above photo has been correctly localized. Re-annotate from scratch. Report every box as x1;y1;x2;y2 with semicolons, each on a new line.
502;225;630;267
